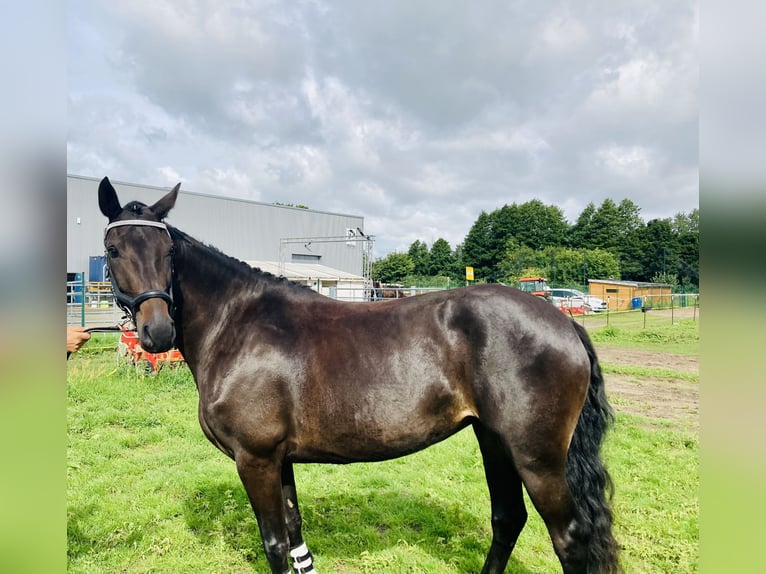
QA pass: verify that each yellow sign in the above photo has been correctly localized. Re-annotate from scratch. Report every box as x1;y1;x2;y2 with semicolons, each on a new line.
465;266;474;281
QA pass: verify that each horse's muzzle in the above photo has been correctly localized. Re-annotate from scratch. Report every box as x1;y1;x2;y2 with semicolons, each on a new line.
137;300;176;353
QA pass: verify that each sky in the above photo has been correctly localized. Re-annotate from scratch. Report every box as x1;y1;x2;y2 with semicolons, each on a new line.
67;0;698;258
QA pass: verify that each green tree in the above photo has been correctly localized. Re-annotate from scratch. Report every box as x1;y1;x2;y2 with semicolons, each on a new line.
671;208;699;235
569;198;647;281
498;239;548;284
651;271;679;287
408;240;430;276
465;200;571;281
580;248;621;283
514;199;569;249
429;238;454;277
672;208;699;288
544;247;607;286
463;211;495;280
615;226;646;281
371;253;415;283
569;202;596;246
611;199;645;280
584;198;621;249
501;245;620;287
448;243;466;280
635;218;680;282
617;199;644;234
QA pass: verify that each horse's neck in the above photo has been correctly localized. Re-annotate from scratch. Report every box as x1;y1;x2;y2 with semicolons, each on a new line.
173;235;241;299
170;234;250;358
169;232;313;365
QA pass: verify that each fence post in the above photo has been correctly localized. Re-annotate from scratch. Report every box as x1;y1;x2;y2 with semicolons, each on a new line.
694;295;698;321
80;273;86;327
671;293;675;326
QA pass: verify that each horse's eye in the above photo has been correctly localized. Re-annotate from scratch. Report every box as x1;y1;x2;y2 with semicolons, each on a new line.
107;246;119;258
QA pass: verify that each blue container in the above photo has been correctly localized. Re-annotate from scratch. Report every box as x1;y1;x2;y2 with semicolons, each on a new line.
631;296;643;309
89;255;107;282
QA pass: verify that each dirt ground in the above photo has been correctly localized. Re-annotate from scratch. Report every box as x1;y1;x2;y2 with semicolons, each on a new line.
595;344;699;430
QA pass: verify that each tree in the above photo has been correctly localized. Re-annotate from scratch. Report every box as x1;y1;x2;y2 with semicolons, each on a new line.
635;218;680;282
569;198;647;282
371;253;414;283
672;209;699;288
448;243;466;280
464;200;571;281
569;202;596;247
463;211;495;280
671;208;699;235
498;239;548;284
429;238;454;277
514;200;569;249
616;199;644;234
500;244;620;287
580;248;621;283
407;240;430;276
584;198;621;249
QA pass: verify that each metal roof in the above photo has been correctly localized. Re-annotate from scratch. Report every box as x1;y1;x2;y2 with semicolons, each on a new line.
245;260;365;281
67;173;362;219
588;279;673;287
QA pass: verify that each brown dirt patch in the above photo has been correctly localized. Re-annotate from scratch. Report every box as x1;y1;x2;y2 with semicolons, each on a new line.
597;346;698;373
595;344;699;430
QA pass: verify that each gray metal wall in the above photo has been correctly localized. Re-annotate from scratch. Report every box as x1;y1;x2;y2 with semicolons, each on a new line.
67;175;365;279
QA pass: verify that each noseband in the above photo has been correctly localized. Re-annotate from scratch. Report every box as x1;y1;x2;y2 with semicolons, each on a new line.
103;220;174;321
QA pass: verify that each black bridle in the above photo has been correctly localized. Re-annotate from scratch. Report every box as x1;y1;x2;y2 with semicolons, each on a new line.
103;219;175;322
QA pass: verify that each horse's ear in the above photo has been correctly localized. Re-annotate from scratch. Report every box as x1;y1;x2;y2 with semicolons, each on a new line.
98;177;123;220
150;182;180;220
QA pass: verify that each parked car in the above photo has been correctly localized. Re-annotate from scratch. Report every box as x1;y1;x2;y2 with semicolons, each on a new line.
548;288;608;313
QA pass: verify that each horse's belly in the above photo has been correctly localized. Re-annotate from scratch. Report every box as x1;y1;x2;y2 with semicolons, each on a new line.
290;402;475;464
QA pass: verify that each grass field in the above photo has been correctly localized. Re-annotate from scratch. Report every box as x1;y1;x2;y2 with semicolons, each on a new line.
67;317;698;573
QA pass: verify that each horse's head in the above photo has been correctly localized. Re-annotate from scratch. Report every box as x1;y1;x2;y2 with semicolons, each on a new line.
99;176;180;353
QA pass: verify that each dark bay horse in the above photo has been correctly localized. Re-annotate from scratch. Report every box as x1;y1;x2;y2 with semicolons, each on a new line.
98;176;620;574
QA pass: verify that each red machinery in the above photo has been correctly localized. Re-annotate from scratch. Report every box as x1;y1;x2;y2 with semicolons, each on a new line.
118;324;184;372
517;277;551;299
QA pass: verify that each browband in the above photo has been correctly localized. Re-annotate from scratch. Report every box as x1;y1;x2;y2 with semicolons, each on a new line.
104;219;170;240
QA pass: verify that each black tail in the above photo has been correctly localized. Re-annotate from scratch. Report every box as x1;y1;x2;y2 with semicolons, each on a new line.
567;321;621;573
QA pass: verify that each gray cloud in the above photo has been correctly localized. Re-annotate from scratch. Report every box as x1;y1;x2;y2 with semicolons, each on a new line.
68;0;698;256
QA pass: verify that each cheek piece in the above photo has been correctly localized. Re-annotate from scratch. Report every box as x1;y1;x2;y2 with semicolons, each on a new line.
103;220;174;321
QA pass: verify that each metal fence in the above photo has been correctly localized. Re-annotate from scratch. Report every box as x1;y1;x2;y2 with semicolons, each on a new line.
68;279;698;329
66;279;123;327
569;293;700;329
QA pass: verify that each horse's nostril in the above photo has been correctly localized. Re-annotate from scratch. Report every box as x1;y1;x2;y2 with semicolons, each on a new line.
140;319;175;353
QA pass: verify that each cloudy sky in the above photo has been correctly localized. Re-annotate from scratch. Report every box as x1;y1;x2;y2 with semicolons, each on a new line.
67;0;698;257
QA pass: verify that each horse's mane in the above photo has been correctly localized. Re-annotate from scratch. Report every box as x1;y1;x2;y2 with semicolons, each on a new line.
167;225;313;293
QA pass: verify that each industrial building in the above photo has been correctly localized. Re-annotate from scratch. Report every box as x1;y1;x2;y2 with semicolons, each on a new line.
67;174;369;285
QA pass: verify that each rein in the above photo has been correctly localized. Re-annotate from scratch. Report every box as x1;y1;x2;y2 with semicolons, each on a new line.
103;219;175;322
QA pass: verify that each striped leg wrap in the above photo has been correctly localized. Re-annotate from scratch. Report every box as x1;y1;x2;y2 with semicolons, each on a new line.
289;542;316;573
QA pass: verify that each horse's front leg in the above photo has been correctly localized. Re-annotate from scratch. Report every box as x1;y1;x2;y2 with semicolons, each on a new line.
236;452;291;574
282;462;317;573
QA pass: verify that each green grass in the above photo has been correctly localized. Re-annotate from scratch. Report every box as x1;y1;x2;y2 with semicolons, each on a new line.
68;341;698;573
586;317;699;355
600;363;699;383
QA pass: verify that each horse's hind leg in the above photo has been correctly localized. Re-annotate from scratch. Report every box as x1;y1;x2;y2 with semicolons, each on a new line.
473;423;528;574
281;462;317;573
515;460;587;574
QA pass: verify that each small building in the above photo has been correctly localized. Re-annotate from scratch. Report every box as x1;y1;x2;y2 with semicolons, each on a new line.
588;279;674;311
246;260;368;302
